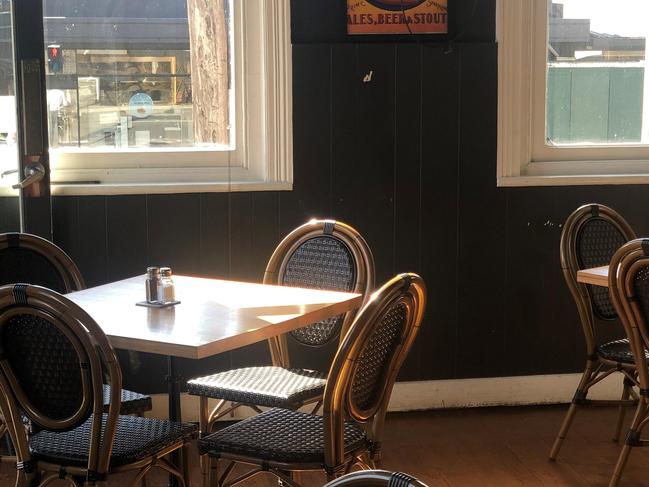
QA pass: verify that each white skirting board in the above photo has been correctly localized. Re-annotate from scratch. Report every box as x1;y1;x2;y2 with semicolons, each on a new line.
145;372;624;422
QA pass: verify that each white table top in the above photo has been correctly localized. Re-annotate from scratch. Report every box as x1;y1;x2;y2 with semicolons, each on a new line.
66;275;363;359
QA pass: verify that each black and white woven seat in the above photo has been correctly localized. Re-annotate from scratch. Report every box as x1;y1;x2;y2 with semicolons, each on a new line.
187;367;326;409
199;274;427;487
103;386;152;416
30;414;196;467
189;220;375;435
597;339;649;365
198;408;367;464
0;232;152;419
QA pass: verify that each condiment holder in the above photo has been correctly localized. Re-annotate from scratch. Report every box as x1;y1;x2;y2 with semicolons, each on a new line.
136;266;181;308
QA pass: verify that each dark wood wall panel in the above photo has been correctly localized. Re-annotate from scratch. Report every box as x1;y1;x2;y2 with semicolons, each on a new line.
455;44;505;379
0;197;20;233
419;46;460;381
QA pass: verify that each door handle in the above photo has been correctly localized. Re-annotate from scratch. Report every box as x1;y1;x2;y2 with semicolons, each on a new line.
0;169;18;178
13;162;45;190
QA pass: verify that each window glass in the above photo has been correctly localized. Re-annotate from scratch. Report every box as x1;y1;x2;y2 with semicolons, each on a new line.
0;0;18;183
43;0;233;151
547;1;648;145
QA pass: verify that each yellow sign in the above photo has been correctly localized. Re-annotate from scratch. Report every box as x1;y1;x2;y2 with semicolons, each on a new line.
347;0;448;35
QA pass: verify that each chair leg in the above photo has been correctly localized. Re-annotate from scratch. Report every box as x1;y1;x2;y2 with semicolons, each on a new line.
182;442;191;487
549;363;596;460
609;401;649;487
207;457;219;487
613;379;633;443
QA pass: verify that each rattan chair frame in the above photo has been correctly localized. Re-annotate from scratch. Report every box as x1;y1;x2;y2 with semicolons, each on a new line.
606;239;649;487
550;204;638;461
0;233;86;293
0;284;193;487
201;273;426;487
197;219;375;434
324;470;429;487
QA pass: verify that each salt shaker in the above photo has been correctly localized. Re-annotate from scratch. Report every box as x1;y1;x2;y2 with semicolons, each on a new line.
145;267;160;303
158;267;175;303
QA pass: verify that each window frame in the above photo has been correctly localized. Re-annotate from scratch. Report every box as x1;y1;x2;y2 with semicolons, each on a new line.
47;0;293;196
497;0;649;187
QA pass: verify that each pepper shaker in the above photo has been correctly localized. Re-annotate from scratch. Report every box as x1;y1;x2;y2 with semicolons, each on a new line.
145;267;160;303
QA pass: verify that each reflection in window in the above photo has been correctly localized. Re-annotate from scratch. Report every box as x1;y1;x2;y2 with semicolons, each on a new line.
43;0;233;150
547;1;648;145
0;0;18;183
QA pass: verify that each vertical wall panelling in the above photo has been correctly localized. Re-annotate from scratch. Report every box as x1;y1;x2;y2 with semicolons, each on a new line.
331;44;360;226
280;44;333;236
199;192;231;278
0;197;20;233
455;44;505;379
146;194;202;275
106;195;148;281
393;43;422;381
419;46;460;381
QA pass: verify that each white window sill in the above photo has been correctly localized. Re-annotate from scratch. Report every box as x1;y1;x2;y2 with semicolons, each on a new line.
498;174;649;187
49;180;293;196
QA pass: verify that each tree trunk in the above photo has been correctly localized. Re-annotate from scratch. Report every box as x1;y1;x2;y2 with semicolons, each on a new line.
187;0;229;145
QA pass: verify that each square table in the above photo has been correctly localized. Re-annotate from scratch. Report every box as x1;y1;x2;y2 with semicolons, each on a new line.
66;274;362;486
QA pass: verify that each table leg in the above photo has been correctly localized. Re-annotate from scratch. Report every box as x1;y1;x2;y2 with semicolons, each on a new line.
167;356;183;487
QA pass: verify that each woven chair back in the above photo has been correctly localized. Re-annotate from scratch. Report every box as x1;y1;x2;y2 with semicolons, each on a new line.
560;205;635;353
322;273;426;468
264;220;374;365
0;233;85;293
0;284;121;477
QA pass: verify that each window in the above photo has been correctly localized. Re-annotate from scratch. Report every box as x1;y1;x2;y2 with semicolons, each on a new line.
498;0;649;186
0;1;18;187
43;0;292;194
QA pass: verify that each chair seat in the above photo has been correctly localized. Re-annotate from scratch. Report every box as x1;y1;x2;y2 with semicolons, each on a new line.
30;415;197;467
198;408;368;465
597;339;649;364
187;366;326;409
104;385;152;415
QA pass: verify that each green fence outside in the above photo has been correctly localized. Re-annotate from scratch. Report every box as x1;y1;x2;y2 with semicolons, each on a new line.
547;65;644;144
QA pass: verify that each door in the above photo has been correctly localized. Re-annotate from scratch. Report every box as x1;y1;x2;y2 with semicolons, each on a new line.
0;0;51;238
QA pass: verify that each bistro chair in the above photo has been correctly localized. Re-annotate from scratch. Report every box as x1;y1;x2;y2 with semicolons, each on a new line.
549;204;638;461
0;233;152;417
607;239;649;486
198;272;426;487
324;470;429;487
0;283;197;486
188;219;375;436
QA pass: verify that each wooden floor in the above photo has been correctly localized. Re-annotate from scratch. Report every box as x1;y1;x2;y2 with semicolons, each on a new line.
3;404;649;486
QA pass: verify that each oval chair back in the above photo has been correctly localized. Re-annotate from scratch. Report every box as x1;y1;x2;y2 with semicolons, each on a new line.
325;470;429;487
0;233;85;293
322;273;426;472
0;284;121;481
264;220;375;368
560;204;635;355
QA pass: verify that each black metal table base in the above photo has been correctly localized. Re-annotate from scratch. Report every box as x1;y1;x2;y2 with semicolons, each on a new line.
167;356;183;487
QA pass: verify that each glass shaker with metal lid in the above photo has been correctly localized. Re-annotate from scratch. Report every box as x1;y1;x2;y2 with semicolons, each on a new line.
145;267;160;303
158;267;175;303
